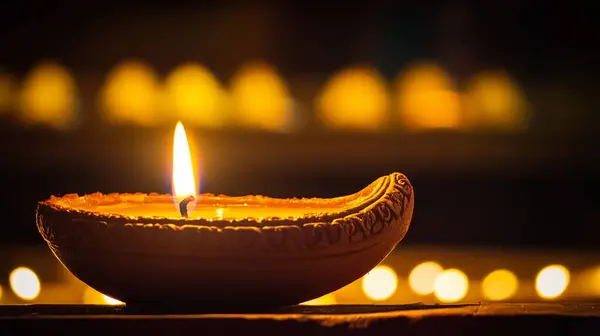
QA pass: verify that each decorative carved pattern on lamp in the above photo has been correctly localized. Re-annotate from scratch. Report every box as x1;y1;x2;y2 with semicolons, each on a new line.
36;173;414;306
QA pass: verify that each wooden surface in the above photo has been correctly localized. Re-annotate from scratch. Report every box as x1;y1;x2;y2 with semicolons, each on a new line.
1;303;599;335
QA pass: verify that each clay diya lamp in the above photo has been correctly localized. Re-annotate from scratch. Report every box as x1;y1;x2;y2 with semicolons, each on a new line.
36;122;414;306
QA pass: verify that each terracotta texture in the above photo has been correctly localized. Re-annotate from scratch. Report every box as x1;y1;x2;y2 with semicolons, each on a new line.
36;173;414;306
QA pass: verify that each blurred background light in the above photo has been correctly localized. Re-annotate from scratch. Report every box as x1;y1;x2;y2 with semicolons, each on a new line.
464;70;529;130
163;63;226;128
0;247;597;305
9;267;41;301
316;65;390;131
395;62;461;130
0;1;598;310
590;266;600;295
82;286;100;304
102;295;124;305
535;265;570;299
99;60;161;126
361;265;398;301
0;72;18;114
19;62;78;129
82;286;124;305
433;268;468;302
408;261;443;295
481;269;519;301
229;60;294;132
300;293;337;305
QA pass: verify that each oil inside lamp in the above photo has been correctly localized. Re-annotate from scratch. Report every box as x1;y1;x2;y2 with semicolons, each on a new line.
49;121;360;220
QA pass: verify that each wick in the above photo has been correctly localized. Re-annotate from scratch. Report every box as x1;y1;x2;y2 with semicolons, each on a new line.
179;195;195;218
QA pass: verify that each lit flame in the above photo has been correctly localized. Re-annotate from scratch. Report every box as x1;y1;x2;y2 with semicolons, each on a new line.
172;121;197;204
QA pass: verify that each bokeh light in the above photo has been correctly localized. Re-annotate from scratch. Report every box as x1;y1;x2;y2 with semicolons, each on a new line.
0;284;3;301
9;267;41;301
99;59;161;126
361;265;398;301
408;261;443;295
0;72;18;113
433;268;469;302
316;66;390;131
590;266;600;295
230;61;293;132
536;265;570;299
163;63;226;128
300;294;337;305
464;70;529;130
482;269;519;301
20;61;78;129
395;62;462;130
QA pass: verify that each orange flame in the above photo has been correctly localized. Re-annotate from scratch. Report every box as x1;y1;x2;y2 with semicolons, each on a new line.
172;122;197;212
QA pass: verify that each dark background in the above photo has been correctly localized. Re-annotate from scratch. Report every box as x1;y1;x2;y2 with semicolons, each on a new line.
0;1;598;249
